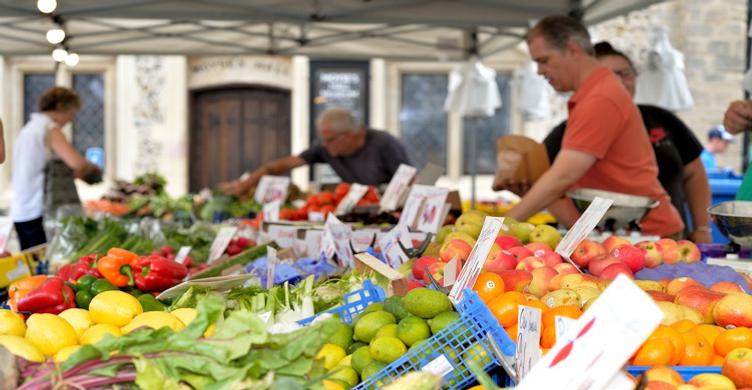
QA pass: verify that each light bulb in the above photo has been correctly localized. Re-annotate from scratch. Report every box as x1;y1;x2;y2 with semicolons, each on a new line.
64;53;79;66
46;28;65;44
52;48;67;62
37;0;56;13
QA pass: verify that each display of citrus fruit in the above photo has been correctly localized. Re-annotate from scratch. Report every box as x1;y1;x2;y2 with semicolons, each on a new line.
473;272;505;303
58;308;93;338
633;338;675;366
89;291;143;327
317;343;346;370
487;291;528;328
0;335;44;362
25;313;78;357
80;324;122;345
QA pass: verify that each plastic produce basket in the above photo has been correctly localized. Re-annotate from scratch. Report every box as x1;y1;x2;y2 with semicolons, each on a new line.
298;279;385;325
626;366;721;381
354;289;516;390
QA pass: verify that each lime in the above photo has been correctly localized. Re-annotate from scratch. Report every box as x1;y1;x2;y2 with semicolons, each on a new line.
370;336;407;364
351;346;373;374
0;309;26;337
53;345;81;363
329;322;354;350
25;313;78;357
170;308;198;326
354;311;396;342
121;312;185;334
363;303;384;314
397;316;431;346
89;291;143;327
316;343;346;370
427;311;460;334
347;341;367;355
330;366;359;388
0;335;44;362
58;308;93;339
383;296;410;321
402;288;452;319
80;324;122;345
372;324;398;342
361;361;386;381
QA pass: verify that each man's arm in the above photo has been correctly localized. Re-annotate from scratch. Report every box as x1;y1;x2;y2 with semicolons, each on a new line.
218;155;306;196
504;149;597;222
723;100;752;134
682;158;712;243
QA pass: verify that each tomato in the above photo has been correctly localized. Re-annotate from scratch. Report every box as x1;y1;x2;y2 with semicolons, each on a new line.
334;183;351;200
317;192;336;205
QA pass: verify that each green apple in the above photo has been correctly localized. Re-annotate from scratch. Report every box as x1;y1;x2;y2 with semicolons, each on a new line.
508;221;535;243
455;212;485;229
435;225;456;245
444;231;476;247
457;223;482;239
529;225;562;249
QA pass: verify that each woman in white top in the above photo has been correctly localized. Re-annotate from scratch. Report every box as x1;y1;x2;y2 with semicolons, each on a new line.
11;87;100;249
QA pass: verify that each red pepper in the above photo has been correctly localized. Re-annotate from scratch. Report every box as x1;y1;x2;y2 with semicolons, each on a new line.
58;254;101;283
16;277;75;314
133;254;188;292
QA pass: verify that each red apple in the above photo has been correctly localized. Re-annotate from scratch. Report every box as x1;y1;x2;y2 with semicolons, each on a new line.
674;285;725;323
665;277;702;297
554;263;578;275
600;262;634;280
571;239;606;268
529;266;558;297
439;238;473;263
647;290;676;302
723;347;752;388
539;251;563;267
610;245;646;273
484;250;518;274
412;255;439;281
407;279;424;291
711;281;745;294
713;293;752;328
525;242;553;255
588;255;620;276
603;236;630;253
495;234;522;250
508;246;534;260
498;269;533;292
515;256;545;272
636;240;663;268
657;238;679;264
676;240;701;263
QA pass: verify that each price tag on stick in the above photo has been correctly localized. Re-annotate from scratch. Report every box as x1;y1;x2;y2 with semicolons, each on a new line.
554;196;613;270
516;305;542;381
175;246;192;264
208;226;238;263
380;164;417;212
334;183;369;216
266;247;277;289
448;217;505;304
255;175;290;204
262;200;281;222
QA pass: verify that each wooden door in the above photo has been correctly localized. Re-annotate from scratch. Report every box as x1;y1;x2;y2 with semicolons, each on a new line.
189;86;291;192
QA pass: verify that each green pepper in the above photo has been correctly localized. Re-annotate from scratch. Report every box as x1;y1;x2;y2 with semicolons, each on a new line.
75;289;93;309
75;274;97;292
126;288;144;297
90;279;117;296
137;294;166;312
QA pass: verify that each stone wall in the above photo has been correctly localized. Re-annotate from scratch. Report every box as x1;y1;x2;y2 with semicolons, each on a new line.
592;0;748;171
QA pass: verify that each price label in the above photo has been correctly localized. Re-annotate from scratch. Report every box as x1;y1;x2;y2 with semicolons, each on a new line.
208;226;238;263
555;316;576;340
555;197;613;270
255;175;290;204
259;311;273;323
0;217;12;254
443;257;459;287
334;183;369;216
414;162;444;185
378;225;412;268
267;225;297;248
448;217;504;304
421;354;454;377
308;211;325;222
380;164;417;212
324;214;353;267
175;246;192;264
351;228;380;253
262;200;282;222
305;229;324;258
266;247;277;289
516;305;542;381
398;185;449;233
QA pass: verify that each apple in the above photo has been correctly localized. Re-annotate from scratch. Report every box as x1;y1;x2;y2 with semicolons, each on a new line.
665;277;702;297
648;290;676;302
485;243;501;263
644;382;681;390
643;366;684;386
635;280;665;292
549;274;567;290
539;251;563;267
656;301;687;326
571;239;606;268
554;263;578;275
674;285;725;323
444;231;476;247
508;221;535;243
600;263;634;280
508;246;534;260
603;236;630;253
435;225;455;245
529;266;559;297
423;262;446;285
636;240;664;268
610;245;646;273
412;255;439;281
711;281;745;294
515;256;545;272
528;225;562;250
657;238;680;264
525;242;553;255
676;240;701;263
498;270;532;292
723;347;752;388
713;293;752;328
439;238;473;263
455;212;485;230
484;250;518;274
587;256;620;276
407;279;424;291
574;285;601;307
688;373;736;389
495;234;522;250
541;288;581;308
457;222;482;240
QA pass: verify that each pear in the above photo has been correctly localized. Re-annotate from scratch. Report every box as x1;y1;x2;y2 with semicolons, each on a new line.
529;225;562;249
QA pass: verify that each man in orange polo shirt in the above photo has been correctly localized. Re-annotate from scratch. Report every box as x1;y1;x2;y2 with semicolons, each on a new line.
503;15;683;237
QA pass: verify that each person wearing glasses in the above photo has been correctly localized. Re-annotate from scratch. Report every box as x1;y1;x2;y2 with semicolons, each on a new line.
219;107;411;196
541;41;710;242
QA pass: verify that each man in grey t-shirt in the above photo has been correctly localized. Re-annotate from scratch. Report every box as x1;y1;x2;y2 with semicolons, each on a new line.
219;108;411;196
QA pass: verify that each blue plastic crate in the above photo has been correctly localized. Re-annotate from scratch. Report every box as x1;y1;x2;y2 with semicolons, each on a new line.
353;289;516;390
626;366;721;381
298;279;385;325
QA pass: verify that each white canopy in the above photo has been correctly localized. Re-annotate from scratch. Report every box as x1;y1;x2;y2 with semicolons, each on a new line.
0;0;665;59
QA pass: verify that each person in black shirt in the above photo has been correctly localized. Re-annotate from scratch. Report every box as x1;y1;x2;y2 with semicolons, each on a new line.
543;42;711;242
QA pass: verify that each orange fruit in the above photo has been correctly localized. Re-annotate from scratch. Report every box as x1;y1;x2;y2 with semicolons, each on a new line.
649;325;686;365
504;324;518;341
541;325;556;349
633;338;675;366
679;331;713;366
714;327;752;357
487;291;528;328
524;299;548;313
542;305;582;328
671;319;696;333
692;324;724;347
473;272;505;303
710;354;724;366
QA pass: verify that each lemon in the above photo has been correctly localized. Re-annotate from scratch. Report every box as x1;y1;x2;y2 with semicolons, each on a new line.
335;354;352;368
361;361;386;381
89;291;143;327
369;336;407;364
396;316;430;346
121;312;185;334
25;313;78;357
372;324;398;342
354;311;396;343
330;366;359;388
58;308;93;339
0;335;45;362
53;345;81;363
316;343;346;370
322;380;346;390
351;346;373;374
0;309;26;337
80;324;122;345
170;308;198;326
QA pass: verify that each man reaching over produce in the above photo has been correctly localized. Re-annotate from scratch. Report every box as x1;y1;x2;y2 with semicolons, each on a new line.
499;16;684;238
219;107;411;196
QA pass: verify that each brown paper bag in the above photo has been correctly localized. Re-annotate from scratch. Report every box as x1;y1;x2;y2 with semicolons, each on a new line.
492;135;550;191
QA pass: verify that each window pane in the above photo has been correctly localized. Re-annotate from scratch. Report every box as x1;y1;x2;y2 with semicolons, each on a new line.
463;73;512;174
23;74;55;122
72;73;105;156
400;73;448;170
